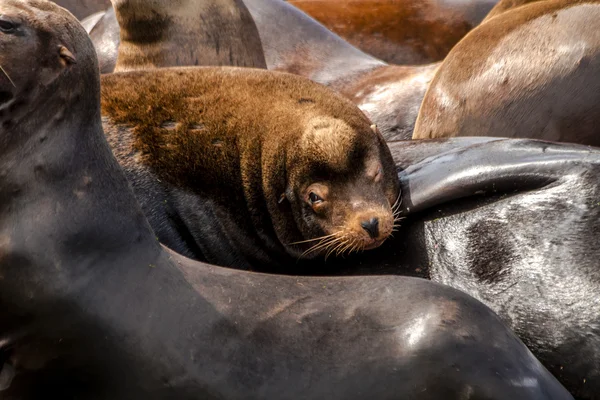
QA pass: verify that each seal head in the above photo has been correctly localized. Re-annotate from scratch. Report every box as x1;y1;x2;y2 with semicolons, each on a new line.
282;118;399;258
0;0;98;133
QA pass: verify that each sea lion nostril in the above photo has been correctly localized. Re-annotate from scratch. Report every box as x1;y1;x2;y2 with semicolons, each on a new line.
361;217;379;239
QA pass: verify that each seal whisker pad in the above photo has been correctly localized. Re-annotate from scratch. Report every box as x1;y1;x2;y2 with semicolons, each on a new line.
101;67;400;268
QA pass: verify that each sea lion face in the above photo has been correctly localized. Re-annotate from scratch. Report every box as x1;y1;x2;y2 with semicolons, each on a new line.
0;1;78;118
285;117;400;259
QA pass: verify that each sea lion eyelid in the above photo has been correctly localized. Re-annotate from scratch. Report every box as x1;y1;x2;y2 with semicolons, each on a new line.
308;192;323;205
0;19;18;33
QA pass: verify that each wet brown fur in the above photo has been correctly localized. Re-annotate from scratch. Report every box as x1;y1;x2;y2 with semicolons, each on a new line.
100;67;399;261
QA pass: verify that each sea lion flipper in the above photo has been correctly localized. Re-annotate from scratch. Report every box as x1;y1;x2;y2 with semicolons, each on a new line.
398;138;597;213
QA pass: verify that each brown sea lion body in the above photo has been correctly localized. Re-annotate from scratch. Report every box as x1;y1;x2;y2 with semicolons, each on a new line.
111;0;266;72
83;0;435;140
52;0;110;19
101;67;400;269
288;0;498;65
413;0;600;146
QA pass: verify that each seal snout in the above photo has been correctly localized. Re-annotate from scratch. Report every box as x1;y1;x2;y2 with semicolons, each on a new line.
351;208;394;251
361;217;379;239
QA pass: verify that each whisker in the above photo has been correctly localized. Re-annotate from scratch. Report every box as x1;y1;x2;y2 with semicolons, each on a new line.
287;232;337;245
301;235;344;258
0;65;15;88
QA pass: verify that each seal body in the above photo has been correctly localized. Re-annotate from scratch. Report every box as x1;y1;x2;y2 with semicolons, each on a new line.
413;0;600;146
289;0;498;64
0;2;575;399
83;0;434;140
101;67;400;269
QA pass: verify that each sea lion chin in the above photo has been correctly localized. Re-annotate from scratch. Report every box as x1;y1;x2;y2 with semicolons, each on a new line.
100;68;400;268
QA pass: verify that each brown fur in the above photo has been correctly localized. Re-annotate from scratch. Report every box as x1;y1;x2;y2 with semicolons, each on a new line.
111;0;266;72
413;0;600;146
101;67;400;262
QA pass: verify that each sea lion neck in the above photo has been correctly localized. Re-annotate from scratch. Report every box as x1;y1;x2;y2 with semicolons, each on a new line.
0;39;159;300
111;0;267;72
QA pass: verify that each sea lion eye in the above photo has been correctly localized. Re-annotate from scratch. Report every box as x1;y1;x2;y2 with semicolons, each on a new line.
0;20;17;33
309;192;323;205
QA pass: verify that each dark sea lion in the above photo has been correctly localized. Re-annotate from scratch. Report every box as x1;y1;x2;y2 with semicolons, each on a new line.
482;0;543;21
82;0;436;140
111;0;266;72
101;67;400;269
288;0;498;65
52;0;110;19
413;0;600;146
0;2;575;399
390;138;600;399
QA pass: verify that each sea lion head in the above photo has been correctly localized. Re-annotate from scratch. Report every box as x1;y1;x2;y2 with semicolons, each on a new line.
0;0;98;129
278;116;400;259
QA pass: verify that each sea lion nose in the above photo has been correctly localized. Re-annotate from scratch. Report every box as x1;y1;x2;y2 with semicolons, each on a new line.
361;217;379;239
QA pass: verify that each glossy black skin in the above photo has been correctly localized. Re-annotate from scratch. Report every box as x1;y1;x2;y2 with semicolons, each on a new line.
0;2;573;399
359;138;600;399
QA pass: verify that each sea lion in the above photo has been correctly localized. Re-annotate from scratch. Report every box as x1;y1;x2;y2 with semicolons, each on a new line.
0;2;574;399
82;0;437;140
288;0;498;65
412;0;600;146
111;0;266;72
391;138;600;399
52;0;110;19
101;67;400;269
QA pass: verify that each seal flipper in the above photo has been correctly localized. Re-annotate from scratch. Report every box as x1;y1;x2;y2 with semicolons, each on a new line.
396;138;597;213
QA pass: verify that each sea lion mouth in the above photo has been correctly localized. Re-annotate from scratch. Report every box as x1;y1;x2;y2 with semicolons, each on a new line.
362;237;387;250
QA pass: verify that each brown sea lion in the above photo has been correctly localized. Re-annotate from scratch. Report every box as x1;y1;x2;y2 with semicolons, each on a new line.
111;0;266;71
82;0;436;140
0;3;575;399
101;67;400;269
482;0;543;21
288;0;498;65
413;0;600;146
51;0;110;19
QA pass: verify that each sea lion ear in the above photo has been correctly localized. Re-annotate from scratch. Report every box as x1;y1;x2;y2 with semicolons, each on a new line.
58;45;77;65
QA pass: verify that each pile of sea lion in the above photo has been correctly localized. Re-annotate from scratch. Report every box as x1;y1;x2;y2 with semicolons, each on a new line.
0;0;598;398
